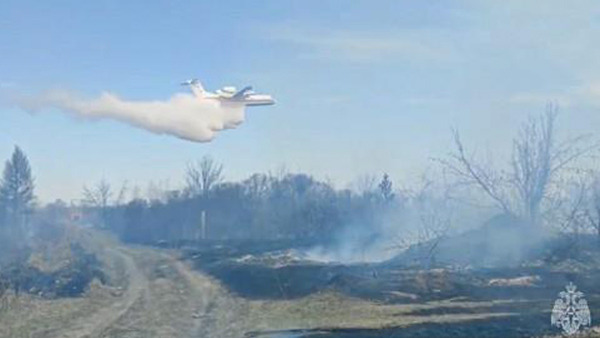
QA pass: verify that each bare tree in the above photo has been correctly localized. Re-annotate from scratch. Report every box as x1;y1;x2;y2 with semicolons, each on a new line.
511;110;555;224
83;180;112;208
441;106;596;226
185;155;224;196
441;130;513;214
583;176;600;242
353;174;377;195
114;181;129;206
412;179;453;267
82;179;112;227
243;173;271;200
511;107;594;224
541;175;591;259
378;173;395;203
389;177;453;269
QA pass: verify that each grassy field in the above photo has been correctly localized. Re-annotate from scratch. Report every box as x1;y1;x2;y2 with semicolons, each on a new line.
2;229;600;337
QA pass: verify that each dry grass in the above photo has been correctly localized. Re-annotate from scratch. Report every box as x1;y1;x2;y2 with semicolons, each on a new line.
241;290;524;333
2;228;596;337
0;228;127;338
0;286;116;337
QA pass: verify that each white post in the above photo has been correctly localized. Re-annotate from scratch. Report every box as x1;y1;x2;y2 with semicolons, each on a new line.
201;210;206;240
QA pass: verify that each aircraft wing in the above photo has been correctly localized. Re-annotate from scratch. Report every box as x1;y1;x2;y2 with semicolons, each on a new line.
232;86;253;99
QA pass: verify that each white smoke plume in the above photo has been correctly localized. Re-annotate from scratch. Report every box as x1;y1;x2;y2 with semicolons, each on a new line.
15;90;247;142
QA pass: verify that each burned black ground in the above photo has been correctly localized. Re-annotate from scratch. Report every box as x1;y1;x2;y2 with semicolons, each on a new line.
177;232;600;337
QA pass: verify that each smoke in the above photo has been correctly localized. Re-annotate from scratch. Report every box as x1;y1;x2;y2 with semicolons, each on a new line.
14;90;248;142
301;182;492;265
303;225;400;264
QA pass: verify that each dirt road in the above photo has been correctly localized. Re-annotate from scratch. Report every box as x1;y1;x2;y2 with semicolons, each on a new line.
61;234;251;338
0;230;250;338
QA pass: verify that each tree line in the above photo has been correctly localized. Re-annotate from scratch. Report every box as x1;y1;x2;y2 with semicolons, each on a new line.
84;158;398;245
3;106;600;251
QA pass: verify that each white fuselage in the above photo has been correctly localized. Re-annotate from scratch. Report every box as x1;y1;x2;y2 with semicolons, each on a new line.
207;93;275;107
184;80;275;107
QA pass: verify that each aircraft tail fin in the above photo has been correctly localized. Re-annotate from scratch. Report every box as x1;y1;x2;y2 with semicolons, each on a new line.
182;79;205;98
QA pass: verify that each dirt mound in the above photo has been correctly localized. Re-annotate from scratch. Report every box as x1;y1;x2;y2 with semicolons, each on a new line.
0;243;106;298
391;214;551;269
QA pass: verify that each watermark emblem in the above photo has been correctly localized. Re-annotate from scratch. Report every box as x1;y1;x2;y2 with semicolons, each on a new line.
551;282;591;335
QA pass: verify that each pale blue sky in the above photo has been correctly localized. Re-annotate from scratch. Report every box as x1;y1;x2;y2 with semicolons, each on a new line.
2;1;600;203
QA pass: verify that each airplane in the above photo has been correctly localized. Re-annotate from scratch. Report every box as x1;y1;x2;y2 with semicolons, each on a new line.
181;79;275;106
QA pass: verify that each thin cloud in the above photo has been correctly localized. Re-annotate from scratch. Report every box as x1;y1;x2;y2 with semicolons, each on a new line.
0;81;16;88
508;81;600;109
266;26;455;63
508;92;571;107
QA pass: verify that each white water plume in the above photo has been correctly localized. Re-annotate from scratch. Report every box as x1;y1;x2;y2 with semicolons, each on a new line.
15;90;248;142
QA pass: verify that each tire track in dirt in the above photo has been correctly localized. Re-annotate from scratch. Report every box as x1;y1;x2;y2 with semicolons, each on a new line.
172;259;250;338
29;228;244;338
51;246;149;338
